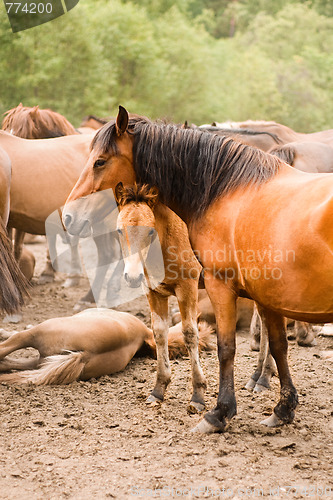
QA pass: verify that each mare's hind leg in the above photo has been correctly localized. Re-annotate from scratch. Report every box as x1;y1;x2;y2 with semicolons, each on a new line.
259;307;298;427
250;303;261;351
175;284;206;413
146;291;171;405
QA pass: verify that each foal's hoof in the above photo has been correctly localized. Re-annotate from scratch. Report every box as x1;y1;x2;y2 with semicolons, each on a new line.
146;394;163;407
245;378;256;391
191;418;221;434
253;383;269;394
260;413;284;427
187;401;205;414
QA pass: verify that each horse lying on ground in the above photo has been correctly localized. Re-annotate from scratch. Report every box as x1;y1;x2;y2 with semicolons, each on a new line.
115;183;207;412
63;107;333;432
0;309;213;385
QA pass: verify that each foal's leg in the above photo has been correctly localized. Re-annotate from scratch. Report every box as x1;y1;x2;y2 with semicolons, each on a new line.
146;291;171;405
0;329;35;360
39;234;57;284
259;307;298;427
175;284;207;413
250;303;261;351
193;278;237;433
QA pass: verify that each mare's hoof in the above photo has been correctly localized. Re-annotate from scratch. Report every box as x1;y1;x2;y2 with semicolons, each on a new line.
38;274;54;285
146;394;163;407
253;383;269;394
245;378;256;391
191;418;222;434
63;276;81;288
3;314;22;324
73;301;96;312
260;413;284;427
187;401;205;414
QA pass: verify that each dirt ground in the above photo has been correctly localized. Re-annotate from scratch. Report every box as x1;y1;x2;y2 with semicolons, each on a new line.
0;240;332;500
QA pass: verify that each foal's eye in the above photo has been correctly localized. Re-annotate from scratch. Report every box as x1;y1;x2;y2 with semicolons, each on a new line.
117;228;122;235
148;229;155;237
93;158;106;168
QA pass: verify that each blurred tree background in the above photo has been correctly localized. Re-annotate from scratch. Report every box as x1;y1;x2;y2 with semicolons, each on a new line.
0;0;332;130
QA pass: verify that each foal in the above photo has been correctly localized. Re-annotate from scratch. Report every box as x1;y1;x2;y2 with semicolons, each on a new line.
115;183;207;412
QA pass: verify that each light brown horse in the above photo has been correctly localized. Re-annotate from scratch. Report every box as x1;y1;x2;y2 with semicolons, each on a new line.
63;107;333;432
1;105;84;286
217;120;333;148
115;183;206;411
0;309;213;384
0;146;29;313
270;141;333;173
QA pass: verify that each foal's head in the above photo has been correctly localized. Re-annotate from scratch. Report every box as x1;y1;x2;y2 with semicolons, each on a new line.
116;183;159;288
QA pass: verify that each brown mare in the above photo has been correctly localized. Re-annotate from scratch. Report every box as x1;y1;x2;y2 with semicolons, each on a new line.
63;107;333;432
0;309;212;384
0;147;29;313
115;183;206;411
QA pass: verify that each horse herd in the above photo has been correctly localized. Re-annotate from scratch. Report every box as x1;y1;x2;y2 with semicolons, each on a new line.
0;104;332;434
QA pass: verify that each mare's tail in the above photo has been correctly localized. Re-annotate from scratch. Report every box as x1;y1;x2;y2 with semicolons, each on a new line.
145;321;214;359
0;351;87;385
0;218;30;314
269;144;295;166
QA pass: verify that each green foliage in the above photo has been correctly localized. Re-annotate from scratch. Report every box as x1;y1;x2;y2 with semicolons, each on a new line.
0;0;332;131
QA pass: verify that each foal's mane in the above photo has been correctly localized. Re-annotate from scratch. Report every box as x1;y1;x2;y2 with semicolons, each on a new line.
2;105;76;138
117;184;158;207
92;116;282;220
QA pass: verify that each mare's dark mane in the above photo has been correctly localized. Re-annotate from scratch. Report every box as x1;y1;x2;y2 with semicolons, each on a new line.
92;116;281;220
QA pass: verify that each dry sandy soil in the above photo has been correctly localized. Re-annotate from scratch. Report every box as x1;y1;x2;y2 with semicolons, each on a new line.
0;240;332;500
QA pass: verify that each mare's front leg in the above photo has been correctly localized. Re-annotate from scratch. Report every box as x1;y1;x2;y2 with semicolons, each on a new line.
193;277;237;433
175;283;207;413
146;290;171;405
259;307;298;427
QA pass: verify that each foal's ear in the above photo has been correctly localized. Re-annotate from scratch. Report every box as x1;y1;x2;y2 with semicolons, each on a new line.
147;186;159;209
30;105;39;118
115;182;125;204
115;105;129;136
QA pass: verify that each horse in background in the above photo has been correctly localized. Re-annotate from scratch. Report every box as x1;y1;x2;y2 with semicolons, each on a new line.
0;309;213;385
1;104;86;288
77;115;110;134
2;103;76;138
270;142;333;173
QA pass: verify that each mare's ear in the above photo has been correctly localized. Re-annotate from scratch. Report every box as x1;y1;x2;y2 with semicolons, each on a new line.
147;186;159;209
115;182;125;205
115;106;129;136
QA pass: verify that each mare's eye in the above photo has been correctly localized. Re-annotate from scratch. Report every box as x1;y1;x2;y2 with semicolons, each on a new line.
94;158;106;168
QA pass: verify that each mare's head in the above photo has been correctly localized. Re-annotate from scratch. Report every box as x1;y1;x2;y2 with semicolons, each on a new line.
63;106;140;236
115;183;159;288
2;103;77;138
